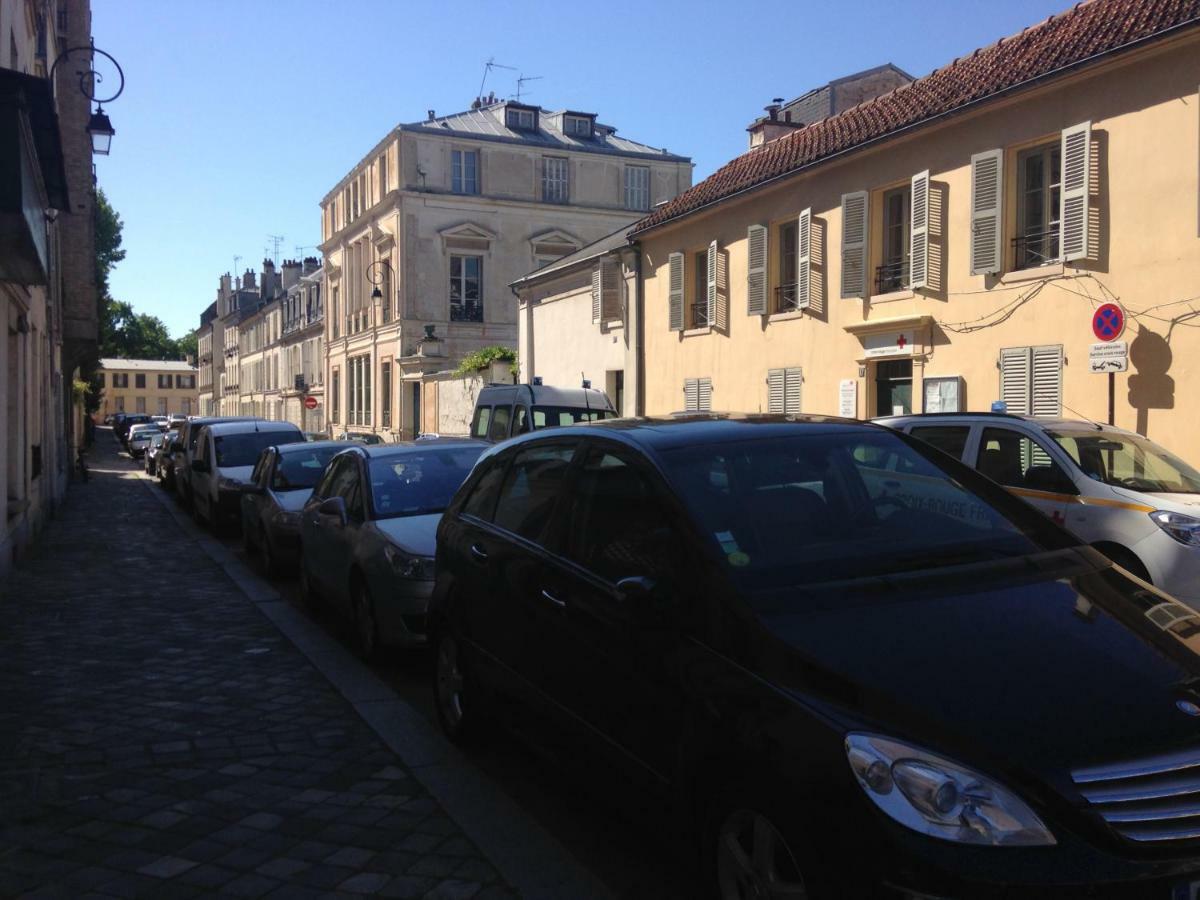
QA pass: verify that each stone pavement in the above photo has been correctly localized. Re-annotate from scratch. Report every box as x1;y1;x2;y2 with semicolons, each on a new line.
0;433;518;899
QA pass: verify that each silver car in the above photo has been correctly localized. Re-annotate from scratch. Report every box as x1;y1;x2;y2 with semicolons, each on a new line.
127;424;160;459
299;440;485;660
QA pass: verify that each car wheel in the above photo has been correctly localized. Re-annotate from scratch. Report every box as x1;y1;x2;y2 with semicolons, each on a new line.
352;580;382;663
713;808;807;900
434;629;483;745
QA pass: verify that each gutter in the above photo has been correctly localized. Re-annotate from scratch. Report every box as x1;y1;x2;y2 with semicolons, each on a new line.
629;17;1200;239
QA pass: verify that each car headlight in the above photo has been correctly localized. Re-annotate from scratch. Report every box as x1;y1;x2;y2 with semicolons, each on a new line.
845;734;1055;846
1150;510;1200;547
384;544;434;579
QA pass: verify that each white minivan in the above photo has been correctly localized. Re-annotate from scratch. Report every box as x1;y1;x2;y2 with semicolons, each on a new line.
190;420;304;529
879;413;1200;606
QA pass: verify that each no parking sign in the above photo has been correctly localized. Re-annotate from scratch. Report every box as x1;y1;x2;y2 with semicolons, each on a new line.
1093;303;1125;342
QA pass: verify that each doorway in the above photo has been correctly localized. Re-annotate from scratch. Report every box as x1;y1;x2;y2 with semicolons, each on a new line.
874;358;913;417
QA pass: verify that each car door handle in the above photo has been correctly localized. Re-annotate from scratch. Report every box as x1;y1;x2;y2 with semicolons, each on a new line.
469;543;488;563
540;589;566;609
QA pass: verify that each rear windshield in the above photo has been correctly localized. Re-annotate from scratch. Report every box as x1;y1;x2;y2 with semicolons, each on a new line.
368;447;484;519
660;429;1079;596
214;431;304;468
532;406;616;428
273;446;344;491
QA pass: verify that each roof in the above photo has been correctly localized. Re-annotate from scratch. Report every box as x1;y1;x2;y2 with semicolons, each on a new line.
510;225;630;288
99;358;197;372
479;383;615;409
347;439;487;460
276;439;351;454
202;420;303;436
632;0;1200;236
876;412;1137;434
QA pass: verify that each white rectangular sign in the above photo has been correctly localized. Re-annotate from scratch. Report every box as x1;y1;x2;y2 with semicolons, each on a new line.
863;331;914;358
839;379;858;418
1089;341;1128;374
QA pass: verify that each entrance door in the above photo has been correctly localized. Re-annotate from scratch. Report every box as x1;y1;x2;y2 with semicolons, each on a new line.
875;359;913;417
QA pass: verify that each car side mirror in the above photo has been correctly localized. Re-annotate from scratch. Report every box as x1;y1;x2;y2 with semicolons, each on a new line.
190;460;209;473
318;496;348;526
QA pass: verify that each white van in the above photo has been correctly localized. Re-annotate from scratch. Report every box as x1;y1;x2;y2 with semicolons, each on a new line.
469;382;616;444
190;420;304;529
879;413;1200;606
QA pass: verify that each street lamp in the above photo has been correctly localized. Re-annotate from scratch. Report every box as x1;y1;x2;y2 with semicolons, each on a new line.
367;259;393;302
49;40;125;156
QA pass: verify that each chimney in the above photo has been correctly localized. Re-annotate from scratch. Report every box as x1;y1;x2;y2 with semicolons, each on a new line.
427;108;436;120
219;272;232;302
260;259;277;299
281;258;302;291
747;97;805;149
302;256;320;274
242;268;257;290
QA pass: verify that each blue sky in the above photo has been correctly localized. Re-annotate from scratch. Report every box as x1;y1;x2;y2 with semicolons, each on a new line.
94;0;1072;338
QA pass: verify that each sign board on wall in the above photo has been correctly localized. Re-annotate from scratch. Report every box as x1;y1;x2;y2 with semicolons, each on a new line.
304;396;319;409
839;379;858;418
924;376;962;413
863;331;915;358
1089;341;1128;373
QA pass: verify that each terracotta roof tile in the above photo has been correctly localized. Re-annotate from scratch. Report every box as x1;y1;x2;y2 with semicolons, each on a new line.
631;0;1200;236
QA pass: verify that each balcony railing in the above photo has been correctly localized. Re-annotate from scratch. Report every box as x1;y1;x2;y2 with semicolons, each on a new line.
1012;229;1060;271
690;303;711;329
874;260;908;295
451;302;483;323
775;284;799;313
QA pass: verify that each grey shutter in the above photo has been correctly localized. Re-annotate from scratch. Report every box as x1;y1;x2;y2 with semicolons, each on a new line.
599;255;620;320
999;347;1032;415
970;149;1003;275
1031;345;1063;416
840;191;868;298
668;252;684;331
698;377;713;412
767;368;785;413
784;367;802;415
796;208;812;309
706;240;718;325
1060;122;1091;262
591;264;602;323
910;170;930;289
684;378;699;411
746;225;768;315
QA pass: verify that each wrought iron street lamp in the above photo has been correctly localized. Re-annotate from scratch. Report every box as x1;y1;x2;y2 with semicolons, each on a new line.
49;40;124;156
367;259;393;302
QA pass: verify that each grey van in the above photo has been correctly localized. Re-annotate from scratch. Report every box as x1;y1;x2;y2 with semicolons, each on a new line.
468;382;616;444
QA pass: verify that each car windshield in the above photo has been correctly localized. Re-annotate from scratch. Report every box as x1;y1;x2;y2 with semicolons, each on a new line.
1049;430;1200;494
273;446;344;491
659;429;1080;595
368;447;483;519
532;406;616;428
213;431;304;468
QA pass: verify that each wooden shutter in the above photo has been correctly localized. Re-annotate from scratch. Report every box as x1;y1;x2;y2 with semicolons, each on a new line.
668;252;684;331
840;191;868;298
767;369;785;413
910;170;930;289
1060;122;1091;262
698;377;713;412
746;225;768;315
1031;344;1063;417
599;255;620;320
970;149;1003;275
684;378;698;411
784;367;802;415
796;208;812;309
591;264;602;323
999;347;1032;415
706;240;718;325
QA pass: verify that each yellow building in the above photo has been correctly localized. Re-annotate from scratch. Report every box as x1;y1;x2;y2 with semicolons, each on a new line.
98;359;198;418
631;0;1200;457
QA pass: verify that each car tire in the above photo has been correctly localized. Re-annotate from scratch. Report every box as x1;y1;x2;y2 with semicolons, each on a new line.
433;628;484;746
352;579;382;663
705;800;811;900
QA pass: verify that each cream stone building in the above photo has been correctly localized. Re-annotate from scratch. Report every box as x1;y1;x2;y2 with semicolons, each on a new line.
97;359;198;418
630;0;1200;459
279;259;324;432
319;97;691;440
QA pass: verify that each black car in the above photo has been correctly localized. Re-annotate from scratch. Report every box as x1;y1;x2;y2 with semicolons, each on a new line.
431;414;1200;899
114;413;151;443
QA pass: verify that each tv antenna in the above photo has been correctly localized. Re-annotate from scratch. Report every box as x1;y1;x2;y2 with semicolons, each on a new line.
516;73;543;101
478;57;515;100
294;244;317;259
233;255;242;287
266;234;285;266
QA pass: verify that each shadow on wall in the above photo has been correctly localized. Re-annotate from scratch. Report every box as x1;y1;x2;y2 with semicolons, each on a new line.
1127;327;1173;437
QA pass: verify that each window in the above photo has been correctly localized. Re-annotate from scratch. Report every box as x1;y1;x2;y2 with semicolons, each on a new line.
347;354;372;426
1016;143;1061;269
493;443;577;544
909;426;970;460
692;252;709;327
1000;345;1062;417
563;115;592;138
380;361;392;428
332;369;340;423
506;107;535;130
112;373;128;388
157;398;168;415
115;396;125;412
450;255;483;322
462;459;507;521
135;397;146;413
778;221;798;311
352;179;360;219
878;186;910;294
331;287;340;338
684;377;712;412
488;406;511;442
541;156;568;203
452;150;479;194
330;199;338;233
471;406;492;440
175;374;195;389
96;372;105;387
624;165;650;211
379;153;388;195
767;368;802;415
135;374;146;389
976;427;1072;494
182;398;191;415
157;374;171;389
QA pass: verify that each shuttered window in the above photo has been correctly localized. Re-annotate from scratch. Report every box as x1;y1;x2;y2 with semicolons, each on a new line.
796;208;812;310
840;191;868;298
684;377;713;412
706;240;718;326
1000;345;1062;417
668;252;684;331
592;256;620;322
970;149;1003;275
591;265;602;323
624;165;650;211
746;224;768;315
1060;122;1091;262
767;367;802;415
910;170;930;289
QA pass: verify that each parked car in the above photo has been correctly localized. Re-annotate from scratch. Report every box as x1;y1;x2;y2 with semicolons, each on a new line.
189;420;304;530
430;413;1200;897
167;413;187;426
879;412;1200;606
241;441;349;576
176;415;259;510
299;439;485;659
335;431;386;445
303;431;327;442
469;381;616;444
126;423;160;459
144;432;168;475
157;433;184;490
115;413;152;443
150;415;170;431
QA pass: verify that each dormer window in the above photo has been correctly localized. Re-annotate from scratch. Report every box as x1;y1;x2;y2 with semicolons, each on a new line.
505;107;536;131
563;115;593;138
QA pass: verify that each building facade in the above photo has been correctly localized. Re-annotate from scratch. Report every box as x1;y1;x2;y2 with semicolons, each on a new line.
319;98;691;440
279;258;324;432
97;359;198;417
1;0;97;575
630;0;1200;460
196;300;217;415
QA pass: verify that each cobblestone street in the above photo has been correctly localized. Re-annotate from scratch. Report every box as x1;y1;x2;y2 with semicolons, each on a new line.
0;437;519;899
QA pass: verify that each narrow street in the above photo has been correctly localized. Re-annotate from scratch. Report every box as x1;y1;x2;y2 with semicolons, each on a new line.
0;433;687;900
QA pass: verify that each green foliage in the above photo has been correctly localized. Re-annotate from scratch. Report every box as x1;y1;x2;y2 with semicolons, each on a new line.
452;346;517;379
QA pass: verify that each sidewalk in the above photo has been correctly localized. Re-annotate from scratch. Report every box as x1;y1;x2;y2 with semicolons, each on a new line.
0;434;517;899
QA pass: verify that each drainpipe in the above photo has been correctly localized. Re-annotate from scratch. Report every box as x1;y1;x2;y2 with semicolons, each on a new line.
631;242;644;417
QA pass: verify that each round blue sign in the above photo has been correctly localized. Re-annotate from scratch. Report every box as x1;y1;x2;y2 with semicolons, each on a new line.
1093;303;1125;342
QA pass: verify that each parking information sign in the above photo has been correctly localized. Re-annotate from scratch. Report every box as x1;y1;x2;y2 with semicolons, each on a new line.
1089;341;1128;373
1093;303;1125;342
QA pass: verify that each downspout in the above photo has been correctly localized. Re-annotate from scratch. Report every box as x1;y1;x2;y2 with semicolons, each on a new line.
632;241;645;417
